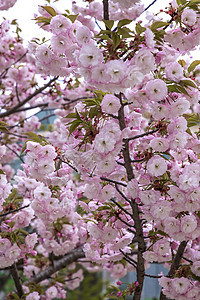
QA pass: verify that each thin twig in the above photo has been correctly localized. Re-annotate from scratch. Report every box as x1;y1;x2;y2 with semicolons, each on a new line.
100;176;127;187
5;144;24;163
0;204;30;218
115;183;131;204
124;129;159;142
0;77;58;118
110;198;133;217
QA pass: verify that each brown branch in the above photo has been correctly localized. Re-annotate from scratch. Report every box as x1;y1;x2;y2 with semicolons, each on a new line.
115;183;131;204
110;198;133;217
103;0;109;20
0;77;58;118
0;50;28;80
124;129;159;142
100;176;127;187
27;247;85;284
117;97;145;300
0;204;30;218
160;241;188;300
10;263;24;298
5;144;24;163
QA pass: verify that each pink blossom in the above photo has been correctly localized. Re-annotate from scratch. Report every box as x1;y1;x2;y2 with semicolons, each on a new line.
146;79;168;101
165;62;183;82
50;15;72;35
147;155;168;177
101;94;121;115
181;8;197;26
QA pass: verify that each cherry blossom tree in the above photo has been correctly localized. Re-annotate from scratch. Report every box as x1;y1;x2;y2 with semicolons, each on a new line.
0;0;200;299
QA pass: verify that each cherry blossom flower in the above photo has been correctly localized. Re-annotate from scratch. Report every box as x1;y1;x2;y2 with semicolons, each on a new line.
147;155;168;177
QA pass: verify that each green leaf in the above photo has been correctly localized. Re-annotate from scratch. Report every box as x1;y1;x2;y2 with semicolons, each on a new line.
65;112;77;119
150;21;168;31
183;113;200;127
118;19;132;28
68;120;81;135
97;205;111;211
190;0;200;3
178;59;185;67
175;85;190;96
67;14;78;23
118;27;133;38
25;132;48;144
89;106;100;119
135;22;146;34
0;169;5;175
35;16;51;25
188;60;200;73
111;32;121;49
103;19;114;30
180;79;197;88
41;5;57;16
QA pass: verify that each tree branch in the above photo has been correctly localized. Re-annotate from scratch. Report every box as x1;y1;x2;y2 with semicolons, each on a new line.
0;77;58;118
10;263;24;298
103;0;109;20
124;129;159;142
117;98;145;300
0;204;30;218
27;247;85;284
160;241;188;300
100;176;127;187
110;198;133;217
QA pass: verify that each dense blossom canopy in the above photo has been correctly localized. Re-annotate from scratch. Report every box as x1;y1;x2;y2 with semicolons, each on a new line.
0;0;200;299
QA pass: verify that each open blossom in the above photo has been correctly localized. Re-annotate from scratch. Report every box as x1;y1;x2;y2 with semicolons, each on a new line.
172;277;191;294
75;25;93;45
147;155;168;177
150;137;169;152
145;28;155;48
134;48;155;74
145;79;168;101
105;60;127;83
165;62;183;82
191;261;200;277
79;43;103;67
26;292;40;300
0;0;17;10
101;94;121;115
181;8;197;26
94;132;116;154
181;215;197;234
50;15;72;35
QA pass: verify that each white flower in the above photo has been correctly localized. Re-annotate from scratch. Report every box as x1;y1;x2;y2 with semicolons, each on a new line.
94;132;116;153
172;277;191;294
181;8;197;26
46;286;58;299
152;103;169;119
191;261;200;277
170;99;190;118
50;15;72;35
146;79;168;101
147;155;168;177
145;28;155;48
150;137;169;152
181;215;197;234
127;179;139;198
165;62;183;82
79;44;103;67
134;48;155;74
105;60;127;83
101;94;121;115
76;25;92;45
